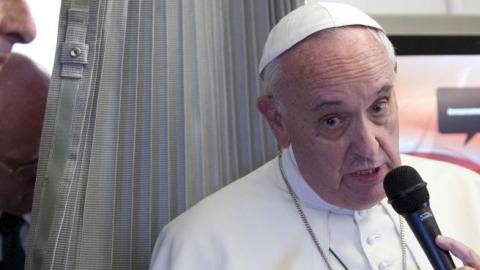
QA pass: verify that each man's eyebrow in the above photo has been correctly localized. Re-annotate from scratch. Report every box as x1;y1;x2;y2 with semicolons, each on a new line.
312;100;343;111
377;84;393;96
311;84;394;111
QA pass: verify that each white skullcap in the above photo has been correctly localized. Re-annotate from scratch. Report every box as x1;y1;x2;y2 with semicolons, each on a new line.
258;1;384;76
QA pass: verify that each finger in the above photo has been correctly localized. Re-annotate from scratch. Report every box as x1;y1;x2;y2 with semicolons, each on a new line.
436;235;480;269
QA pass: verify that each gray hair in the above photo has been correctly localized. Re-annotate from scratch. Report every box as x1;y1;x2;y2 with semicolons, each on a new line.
260;26;396;104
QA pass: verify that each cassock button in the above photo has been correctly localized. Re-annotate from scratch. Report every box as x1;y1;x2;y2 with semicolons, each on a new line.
366;235;380;245
355;210;366;218
378;260;394;270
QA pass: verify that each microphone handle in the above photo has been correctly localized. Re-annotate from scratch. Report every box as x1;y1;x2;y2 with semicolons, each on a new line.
403;206;456;270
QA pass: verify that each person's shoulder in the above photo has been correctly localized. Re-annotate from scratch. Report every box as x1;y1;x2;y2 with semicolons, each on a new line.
401;153;479;177
161;157;281;236
400;153;480;186
151;158;282;269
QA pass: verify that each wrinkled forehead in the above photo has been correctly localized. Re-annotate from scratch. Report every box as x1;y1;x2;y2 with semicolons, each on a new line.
258;1;384;77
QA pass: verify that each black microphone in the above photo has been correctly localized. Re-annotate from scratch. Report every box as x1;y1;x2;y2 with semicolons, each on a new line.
384;165;456;270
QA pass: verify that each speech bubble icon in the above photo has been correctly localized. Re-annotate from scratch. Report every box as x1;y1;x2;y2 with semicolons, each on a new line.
437;88;480;146
464;132;476;145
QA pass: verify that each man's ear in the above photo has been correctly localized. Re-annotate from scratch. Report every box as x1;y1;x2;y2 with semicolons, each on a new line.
256;95;290;147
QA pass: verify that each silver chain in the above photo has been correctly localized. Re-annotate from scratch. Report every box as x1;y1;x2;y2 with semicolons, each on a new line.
400;214;407;270
278;152;409;270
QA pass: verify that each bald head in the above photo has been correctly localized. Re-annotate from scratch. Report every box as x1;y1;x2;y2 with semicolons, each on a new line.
0;53;48;214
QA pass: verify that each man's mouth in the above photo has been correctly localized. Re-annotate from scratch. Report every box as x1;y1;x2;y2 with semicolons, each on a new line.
354;167;380;176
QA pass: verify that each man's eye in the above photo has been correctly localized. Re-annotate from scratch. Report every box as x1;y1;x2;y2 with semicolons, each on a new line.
323;116;341;128
316;114;349;139
371;99;388;114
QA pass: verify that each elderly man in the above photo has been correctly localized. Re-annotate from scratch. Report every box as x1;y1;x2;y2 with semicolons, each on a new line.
150;2;480;269
0;53;48;269
0;0;36;70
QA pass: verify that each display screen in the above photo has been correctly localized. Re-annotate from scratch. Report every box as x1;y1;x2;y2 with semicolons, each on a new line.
395;47;480;173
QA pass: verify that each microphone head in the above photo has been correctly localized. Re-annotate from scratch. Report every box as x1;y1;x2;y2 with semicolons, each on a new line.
384;165;429;214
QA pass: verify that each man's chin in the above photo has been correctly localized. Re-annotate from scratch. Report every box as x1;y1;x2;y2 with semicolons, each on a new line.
346;190;386;210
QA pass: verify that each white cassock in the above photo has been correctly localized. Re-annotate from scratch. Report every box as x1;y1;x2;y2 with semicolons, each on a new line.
150;147;480;270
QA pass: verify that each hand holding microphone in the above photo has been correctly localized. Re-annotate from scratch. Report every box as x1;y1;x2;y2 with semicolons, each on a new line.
436;235;480;270
384;165;480;270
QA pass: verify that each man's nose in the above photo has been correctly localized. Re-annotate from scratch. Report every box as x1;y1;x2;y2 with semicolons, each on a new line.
351;117;380;159
0;0;36;44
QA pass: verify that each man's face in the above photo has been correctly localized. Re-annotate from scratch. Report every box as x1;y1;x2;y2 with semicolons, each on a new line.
0;0;36;69
260;28;401;210
0;54;47;214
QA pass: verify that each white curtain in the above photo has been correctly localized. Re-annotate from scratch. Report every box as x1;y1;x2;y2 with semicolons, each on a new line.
27;0;302;269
